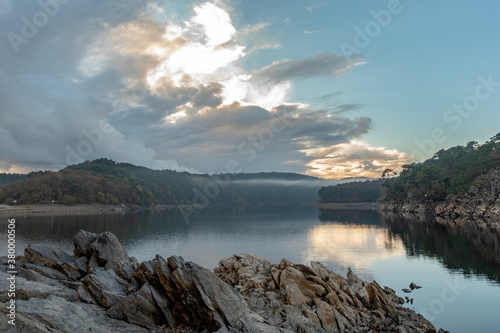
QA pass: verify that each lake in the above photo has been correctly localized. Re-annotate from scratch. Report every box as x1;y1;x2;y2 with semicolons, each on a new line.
1;204;499;333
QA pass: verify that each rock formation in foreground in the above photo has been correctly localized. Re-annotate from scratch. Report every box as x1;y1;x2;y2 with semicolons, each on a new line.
1;230;443;333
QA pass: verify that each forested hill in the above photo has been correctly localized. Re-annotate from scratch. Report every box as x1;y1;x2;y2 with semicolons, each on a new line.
0;159;329;205
0;173;26;185
318;179;386;203
383;133;500;201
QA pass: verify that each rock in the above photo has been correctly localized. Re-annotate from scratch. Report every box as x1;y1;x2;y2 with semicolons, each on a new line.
24;244;83;280
82;267;129;309
88;231;130;269
154;255;266;332
402;288;411;293
410;282;417;290
73;229;97;257
0;231;440;333
107;283;165;329
284;283;309;306
283;305;326;333
0;295;149;333
0;271;78;302
279;266;326;302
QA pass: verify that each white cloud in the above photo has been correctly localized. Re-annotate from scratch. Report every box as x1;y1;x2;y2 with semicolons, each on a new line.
191;2;236;46
302;140;411;179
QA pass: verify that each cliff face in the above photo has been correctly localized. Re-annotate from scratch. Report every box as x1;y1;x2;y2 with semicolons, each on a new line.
381;168;500;224
1;231;439;333
435;168;500;222
379;200;437;216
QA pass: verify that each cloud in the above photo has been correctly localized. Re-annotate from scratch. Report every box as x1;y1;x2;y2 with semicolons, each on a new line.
0;1;407;179
302;141;412;179
306;3;328;13
236;22;282;54
254;53;366;84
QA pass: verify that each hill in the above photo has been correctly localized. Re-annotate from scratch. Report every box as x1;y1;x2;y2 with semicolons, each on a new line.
0;173;26;185
383;132;500;201
318;179;386;203
0;159;327;205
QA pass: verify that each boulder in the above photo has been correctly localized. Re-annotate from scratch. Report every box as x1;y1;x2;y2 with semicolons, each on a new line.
107;282;165;329
0;295;149;333
82;267;129;309
73;229;97;258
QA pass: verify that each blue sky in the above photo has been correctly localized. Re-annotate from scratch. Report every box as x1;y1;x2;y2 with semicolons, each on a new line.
1;0;499;178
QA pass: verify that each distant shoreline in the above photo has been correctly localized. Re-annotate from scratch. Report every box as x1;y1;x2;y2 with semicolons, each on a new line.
0;203;180;216
310;202;381;210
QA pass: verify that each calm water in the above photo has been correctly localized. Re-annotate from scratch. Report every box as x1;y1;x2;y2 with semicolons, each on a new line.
1;205;500;333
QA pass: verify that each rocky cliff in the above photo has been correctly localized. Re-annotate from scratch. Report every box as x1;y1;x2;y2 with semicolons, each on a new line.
1;231;441;333
380;168;500;224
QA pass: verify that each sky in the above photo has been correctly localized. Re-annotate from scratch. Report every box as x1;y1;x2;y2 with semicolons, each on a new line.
1;0;499;179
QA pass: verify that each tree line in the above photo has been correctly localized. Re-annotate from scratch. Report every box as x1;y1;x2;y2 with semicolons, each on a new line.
0;159;323;205
383;133;500;201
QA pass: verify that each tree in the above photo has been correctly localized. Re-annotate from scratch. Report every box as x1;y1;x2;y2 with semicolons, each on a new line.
97;192;106;204
490;132;500;144
381;169;397;178
63;195;77;205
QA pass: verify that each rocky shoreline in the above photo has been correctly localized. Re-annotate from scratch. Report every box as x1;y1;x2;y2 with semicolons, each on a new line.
0;230;446;333
380;168;500;224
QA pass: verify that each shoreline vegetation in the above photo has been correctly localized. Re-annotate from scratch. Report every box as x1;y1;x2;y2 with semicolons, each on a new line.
317;133;500;222
0;230;446;332
0;203;180;216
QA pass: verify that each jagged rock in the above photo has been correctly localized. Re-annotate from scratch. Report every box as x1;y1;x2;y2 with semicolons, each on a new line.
88;232;130;268
410;282;417;290
215;254;436;333
283;305;326;333
0;231;441;333
279;266;326;302
284;282;309;306
107;282;165;329
82;267;129;309
73;229;97;257
24;243;83;280
0;295;148;333
154;255;269;332
0;271;78;302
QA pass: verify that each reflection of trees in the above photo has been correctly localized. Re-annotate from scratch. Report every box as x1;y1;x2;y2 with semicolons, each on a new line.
10;208;187;246
380;211;500;284
318;209;386;226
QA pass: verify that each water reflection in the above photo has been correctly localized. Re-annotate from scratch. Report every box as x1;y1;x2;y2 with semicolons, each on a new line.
380;211;500;284
305;209;406;278
2;205;500;332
